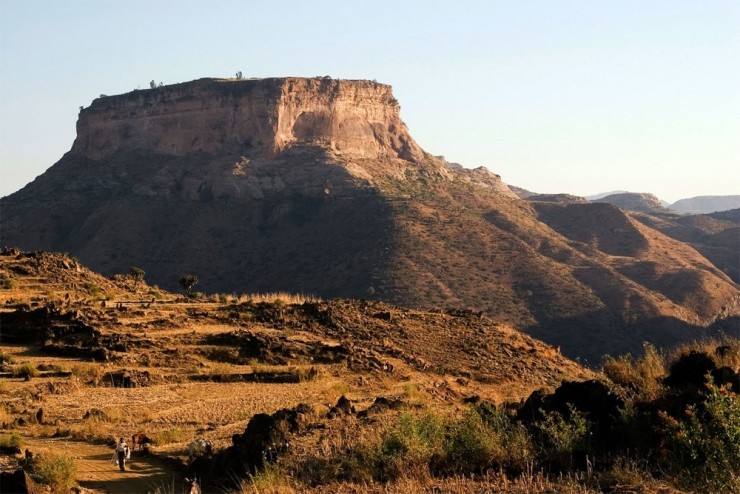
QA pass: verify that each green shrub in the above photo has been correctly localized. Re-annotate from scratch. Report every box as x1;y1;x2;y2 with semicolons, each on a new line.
241;462;295;493
0;275;15;290
13;363;38;378
0;432;24;451
129;266;145;289
149;286;165;300
446;408;500;473
659;378;740;492
377;412;445;479
534;405;591;471
445;405;532;474
0;352;14;366
83;282;104;300
30;453;77;493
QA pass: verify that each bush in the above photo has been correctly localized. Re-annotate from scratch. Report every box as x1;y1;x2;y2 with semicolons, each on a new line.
534;405;591;471
444;405;532;474
71;363;101;384
603;343;665;401
0;275;15;289
83;282;104;300
179;274;199;296
30;453;77;493
153;427;184;445
239;463;295;493
446;408;500;473
0;432;24;452
378;412;445;478
13;363;38;379
0;352;14;366
473;403;532;470
129;266;145;289
659;378;740;492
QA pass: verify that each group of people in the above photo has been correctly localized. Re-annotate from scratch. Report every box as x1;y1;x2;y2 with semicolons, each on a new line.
113;437;131;471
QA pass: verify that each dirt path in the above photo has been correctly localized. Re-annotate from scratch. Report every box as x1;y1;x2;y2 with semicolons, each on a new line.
24;438;186;494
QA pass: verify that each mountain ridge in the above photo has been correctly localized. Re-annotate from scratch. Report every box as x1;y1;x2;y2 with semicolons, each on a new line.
2;77;738;363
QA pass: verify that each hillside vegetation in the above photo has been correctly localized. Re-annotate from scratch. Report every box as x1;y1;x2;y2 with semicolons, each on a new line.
0;250;738;493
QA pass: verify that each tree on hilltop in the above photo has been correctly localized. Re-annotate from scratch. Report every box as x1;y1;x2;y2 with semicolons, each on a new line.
129;267;145;290
179;274;199;297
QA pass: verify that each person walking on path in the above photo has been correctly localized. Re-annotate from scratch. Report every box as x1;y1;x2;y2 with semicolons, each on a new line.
114;437;130;471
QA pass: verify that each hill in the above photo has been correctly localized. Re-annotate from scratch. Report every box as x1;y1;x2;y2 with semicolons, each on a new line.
1;77;738;363
1;251;737;493
631;209;740;283
0;249;589;392
592;192;671;214
670;195;740;214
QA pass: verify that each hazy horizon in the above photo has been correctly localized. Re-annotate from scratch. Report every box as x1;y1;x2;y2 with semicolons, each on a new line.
1;0;738;203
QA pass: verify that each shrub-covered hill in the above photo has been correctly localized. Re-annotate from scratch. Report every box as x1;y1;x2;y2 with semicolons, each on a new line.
1;249;738;493
0;249;591;393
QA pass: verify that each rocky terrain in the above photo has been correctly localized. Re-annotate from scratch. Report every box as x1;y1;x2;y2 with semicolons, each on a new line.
1;77;738;363
631;208;740;283
0;250;593;491
592;192;670;214
1;250;737;493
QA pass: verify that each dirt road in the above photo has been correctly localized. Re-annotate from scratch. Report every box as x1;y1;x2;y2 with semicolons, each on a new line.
23;438;187;494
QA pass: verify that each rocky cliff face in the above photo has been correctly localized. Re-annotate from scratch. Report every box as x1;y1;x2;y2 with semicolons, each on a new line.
63;77;484;201
74;77;424;163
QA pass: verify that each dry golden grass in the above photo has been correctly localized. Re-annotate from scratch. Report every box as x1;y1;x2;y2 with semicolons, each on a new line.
2;250;674;493
237;292;323;305
0;404;12;424
603;343;666;400
238;467;602;494
668;336;740;370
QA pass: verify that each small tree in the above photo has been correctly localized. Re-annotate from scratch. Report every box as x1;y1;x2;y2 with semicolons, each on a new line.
179;274;199;297
150;80;157;89
235;71;243;80
129;267;145;290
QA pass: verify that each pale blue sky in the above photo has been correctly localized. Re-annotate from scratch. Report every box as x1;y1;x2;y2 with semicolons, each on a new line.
1;0;738;202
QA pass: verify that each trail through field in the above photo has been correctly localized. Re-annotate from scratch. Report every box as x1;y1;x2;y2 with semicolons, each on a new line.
24;438;186;494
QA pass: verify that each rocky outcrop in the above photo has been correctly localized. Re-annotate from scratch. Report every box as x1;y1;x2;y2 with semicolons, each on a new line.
74;77;424;163
592;192;670;214
442;161;518;199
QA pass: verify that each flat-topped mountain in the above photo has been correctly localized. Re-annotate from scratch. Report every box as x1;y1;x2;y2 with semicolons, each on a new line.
2;77;738;363
74;77;426;165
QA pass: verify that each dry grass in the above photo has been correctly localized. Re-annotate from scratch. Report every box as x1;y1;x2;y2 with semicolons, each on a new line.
0;404;12;424
602;343;666;401
70;363;101;383
236;467;600;493
152;427;185;445
236;464;296;494
237;292;322;305
668;336;740;370
3;250;717;494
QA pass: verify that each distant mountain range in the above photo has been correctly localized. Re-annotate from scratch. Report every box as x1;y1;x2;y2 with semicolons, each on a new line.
669;195;740;214
589;191;740;214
